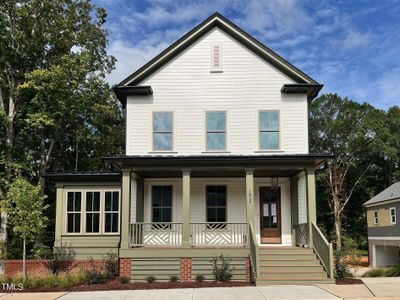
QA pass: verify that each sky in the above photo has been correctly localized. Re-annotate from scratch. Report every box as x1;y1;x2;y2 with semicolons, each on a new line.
94;0;400;110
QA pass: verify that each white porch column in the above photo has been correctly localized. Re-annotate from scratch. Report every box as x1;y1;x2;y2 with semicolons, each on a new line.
120;170;131;249
182;169;191;248
306;168;317;248
245;169;254;225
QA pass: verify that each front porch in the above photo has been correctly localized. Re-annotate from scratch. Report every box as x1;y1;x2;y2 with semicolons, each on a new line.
106;154;334;283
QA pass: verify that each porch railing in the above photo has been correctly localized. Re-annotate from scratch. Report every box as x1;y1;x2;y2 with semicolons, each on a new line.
248;222;259;281
294;223;308;246
312;221;334;279
129;222;182;247
190;223;248;246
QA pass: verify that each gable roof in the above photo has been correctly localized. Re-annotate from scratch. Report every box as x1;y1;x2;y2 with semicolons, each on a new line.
117;12;320;86
363;181;400;207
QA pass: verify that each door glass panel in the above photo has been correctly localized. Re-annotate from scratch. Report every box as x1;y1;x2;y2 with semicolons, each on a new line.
260;188;279;229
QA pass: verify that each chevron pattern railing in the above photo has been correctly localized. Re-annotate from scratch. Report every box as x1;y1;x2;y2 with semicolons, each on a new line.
190;222;248;247
129;222;182;247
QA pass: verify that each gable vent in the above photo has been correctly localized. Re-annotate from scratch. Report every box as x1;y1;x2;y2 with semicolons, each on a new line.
211;43;223;72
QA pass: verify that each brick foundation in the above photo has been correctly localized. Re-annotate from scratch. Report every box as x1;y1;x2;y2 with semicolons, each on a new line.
119;258;131;278
3;259;105;277
180;257;192;282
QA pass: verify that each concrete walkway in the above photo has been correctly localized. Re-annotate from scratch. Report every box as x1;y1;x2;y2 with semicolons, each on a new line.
0;279;400;300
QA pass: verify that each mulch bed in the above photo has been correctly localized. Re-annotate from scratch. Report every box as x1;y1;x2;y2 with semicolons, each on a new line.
335;278;364;285
7;278;252;293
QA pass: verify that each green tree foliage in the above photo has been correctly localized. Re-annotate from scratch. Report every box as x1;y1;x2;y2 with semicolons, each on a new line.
310;94;400;249
1;178;48;278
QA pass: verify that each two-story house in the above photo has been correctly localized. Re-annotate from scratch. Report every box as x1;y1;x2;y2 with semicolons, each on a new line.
47;13;334;285
363;182;400;267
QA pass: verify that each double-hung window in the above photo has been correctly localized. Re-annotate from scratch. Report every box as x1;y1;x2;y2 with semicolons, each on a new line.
206;186;227;226
86;191;100;233
206;111;226;151
67;191;82;233
105;191;120;233
152;186;172;227
259;111;279;150
390;207;397;224
373;210;379;224
153;112;173;151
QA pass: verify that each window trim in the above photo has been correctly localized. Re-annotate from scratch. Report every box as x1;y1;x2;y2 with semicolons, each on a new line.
390;207;397;225
373;210;379;225
151;185;173;224
258;110;281;151
205;185;228;224
84;190;101;234
64;188;120;236
152;111;174;152
205;111;227;152
104;190;121;234
66;191;83;234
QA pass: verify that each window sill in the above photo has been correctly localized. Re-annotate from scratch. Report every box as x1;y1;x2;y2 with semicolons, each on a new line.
254;150;284;153
148;151;178;154
201;151;231;154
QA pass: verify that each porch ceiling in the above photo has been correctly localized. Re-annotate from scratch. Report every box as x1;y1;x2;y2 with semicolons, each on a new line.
103;153;332;178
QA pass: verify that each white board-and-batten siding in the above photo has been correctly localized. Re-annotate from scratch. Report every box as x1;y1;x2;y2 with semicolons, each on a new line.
125;27;309;156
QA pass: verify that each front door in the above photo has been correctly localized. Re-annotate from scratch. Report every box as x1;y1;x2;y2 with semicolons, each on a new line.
259;187;281;243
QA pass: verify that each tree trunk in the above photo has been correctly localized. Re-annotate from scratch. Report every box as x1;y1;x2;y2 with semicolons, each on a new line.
23;235;26;279
333;197;342;250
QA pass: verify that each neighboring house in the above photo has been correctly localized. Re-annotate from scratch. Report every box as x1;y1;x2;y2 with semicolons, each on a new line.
45;13;334;285
363;182;400;267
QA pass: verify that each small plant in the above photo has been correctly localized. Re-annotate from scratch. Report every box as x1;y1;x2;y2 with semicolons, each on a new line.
169;275;179;283
120;276;130;284
146;275;156;283
43;273;57;287
84;257;107;284
363;264;400;277
45;245;76;275
195;274;204;283
211;254;234;282
334;254;352;278
103;252;118;278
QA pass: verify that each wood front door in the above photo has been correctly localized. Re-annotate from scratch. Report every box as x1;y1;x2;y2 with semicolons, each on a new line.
259;187;281;243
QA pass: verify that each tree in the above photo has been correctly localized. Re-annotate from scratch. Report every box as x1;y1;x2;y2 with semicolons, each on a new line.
0;0;116;190
309;94;386;249
1;178;48;278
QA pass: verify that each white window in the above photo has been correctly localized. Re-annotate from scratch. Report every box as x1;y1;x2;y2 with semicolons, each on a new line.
259;111;279;150
86;191;100;233
67;191;82;233
206;111;226;151
104;191;120;233
210;43;222;72
373;210;379;224
153;112;173;151
390;207;396;224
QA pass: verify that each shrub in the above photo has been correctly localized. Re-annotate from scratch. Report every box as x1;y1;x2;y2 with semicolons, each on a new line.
45;246;75;275
103;252;118;278
195;274;204;283
31;276;44;288
211;254;234;282
169;275;179;283
334;253;352;278
84;258;107;284
363;264;400;277
120;276;130;284
43;273;57;287
32;242;52;259
146;275;156;283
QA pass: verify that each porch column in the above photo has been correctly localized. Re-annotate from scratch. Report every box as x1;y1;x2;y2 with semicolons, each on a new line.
120;170;131;249
306;168;317;248
182;169;191;248
134;175;144;223
245;169;254;225
54;185;63;248
290;177;299;245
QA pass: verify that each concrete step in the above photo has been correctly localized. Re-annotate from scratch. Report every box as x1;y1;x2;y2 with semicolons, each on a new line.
258;247;313;255
259;265;325;272
258;271;328;280
256;279;335;285
259;253;317;260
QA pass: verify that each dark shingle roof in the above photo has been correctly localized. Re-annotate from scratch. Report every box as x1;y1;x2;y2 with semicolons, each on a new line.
363;181;400;207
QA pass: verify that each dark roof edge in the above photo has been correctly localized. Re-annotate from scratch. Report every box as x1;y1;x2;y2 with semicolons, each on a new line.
119;12;319;87
363;196;400;207
112;86;153;107
281;84;324;102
